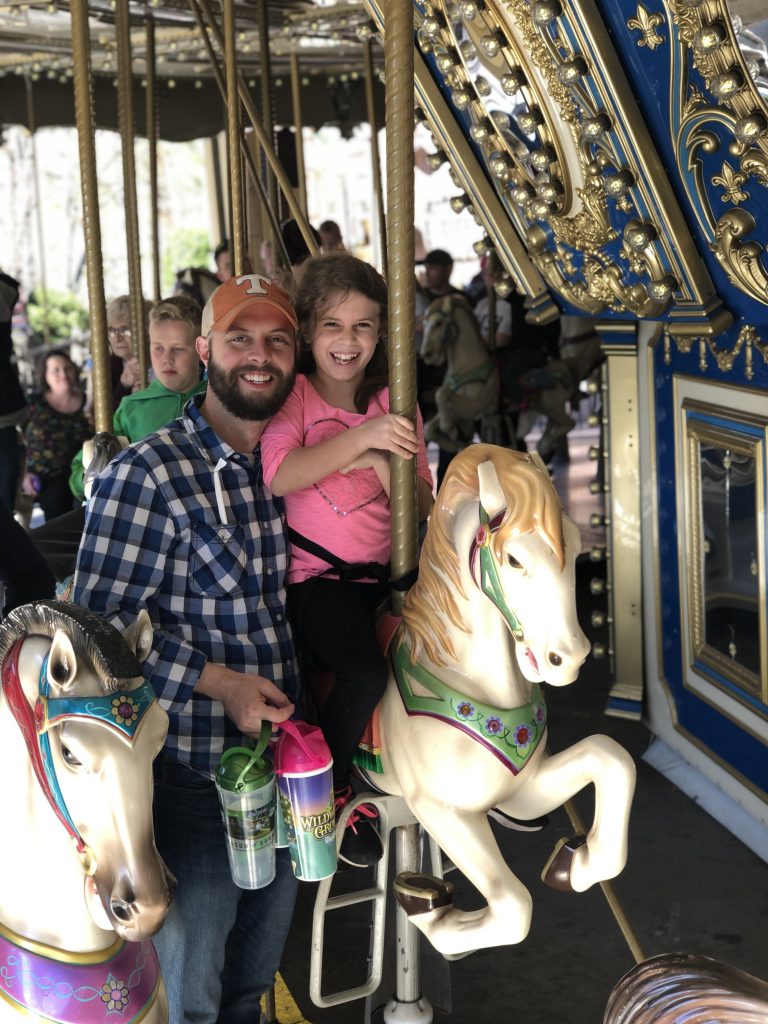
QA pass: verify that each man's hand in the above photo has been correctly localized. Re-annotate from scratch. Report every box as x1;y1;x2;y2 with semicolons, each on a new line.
196;663;294;739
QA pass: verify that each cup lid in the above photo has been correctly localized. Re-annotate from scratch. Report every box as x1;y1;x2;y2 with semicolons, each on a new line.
274;720;331;775
216;721;274;792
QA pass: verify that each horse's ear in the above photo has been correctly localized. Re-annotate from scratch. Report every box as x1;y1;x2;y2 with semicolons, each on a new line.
477;459;506;519
124;610;154;664
48;630;78;693
529;452;549;476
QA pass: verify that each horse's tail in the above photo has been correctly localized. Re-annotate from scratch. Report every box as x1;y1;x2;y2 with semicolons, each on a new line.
603;953;768;1024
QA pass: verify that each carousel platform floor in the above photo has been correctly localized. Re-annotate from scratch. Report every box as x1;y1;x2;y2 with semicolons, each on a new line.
276;427;768;1024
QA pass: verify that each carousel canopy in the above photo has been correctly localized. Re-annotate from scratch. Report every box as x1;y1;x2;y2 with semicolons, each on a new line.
0;0;385;141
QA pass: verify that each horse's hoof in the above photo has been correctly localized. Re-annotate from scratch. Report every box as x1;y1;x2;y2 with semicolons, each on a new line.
541;834;587;891
393;871;454;917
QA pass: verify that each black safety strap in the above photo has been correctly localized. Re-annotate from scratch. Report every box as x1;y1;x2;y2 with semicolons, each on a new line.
287;527;390;583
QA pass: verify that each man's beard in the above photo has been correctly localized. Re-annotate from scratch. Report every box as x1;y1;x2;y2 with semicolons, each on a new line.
206;351;295;421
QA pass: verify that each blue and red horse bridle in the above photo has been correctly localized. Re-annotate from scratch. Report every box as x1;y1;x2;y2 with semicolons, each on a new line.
1;635;156;875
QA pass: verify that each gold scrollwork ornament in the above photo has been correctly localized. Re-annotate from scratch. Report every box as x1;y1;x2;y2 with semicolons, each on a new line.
711;208;768;305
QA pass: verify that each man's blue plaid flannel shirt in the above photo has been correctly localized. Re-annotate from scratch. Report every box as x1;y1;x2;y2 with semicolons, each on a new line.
73;395;299;777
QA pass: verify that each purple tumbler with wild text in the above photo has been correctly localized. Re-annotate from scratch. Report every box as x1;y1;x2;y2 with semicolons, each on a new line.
274;720;337;881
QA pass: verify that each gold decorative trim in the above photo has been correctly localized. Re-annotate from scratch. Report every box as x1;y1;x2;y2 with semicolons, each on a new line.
0;918;124;964
711;208;768;305
627;4;665;49
664;323;767;380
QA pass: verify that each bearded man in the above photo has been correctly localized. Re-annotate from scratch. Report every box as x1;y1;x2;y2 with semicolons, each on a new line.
73;275;300;1024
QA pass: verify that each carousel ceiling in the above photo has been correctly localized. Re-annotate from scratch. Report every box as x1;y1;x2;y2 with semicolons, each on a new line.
0;1;385;140
361;0;768;339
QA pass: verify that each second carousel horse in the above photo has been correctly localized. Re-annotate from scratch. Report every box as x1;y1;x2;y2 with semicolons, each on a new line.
420;294;500;453
0;600;172;1023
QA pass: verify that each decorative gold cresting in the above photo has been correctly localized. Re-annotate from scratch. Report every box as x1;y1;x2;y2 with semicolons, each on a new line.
627;4;665;49
663;322;768;380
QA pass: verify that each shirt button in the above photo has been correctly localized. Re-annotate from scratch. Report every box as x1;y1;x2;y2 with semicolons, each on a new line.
276;614;283;622
266;568;273;575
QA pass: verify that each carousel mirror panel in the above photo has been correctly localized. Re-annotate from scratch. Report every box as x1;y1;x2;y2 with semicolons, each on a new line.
682;398;768;710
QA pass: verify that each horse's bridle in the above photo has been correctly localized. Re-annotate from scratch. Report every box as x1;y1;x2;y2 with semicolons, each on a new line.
469;503;526;643
1;635;157;876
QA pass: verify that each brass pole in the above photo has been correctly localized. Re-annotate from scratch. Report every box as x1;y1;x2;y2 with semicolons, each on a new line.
563;799;646;964
24;76;51;347
223;0;245;276
257;0;278;223
196;0;319;258
146;14;161;302
289;51;308;218
188;0;290;269
70;0;112;433
363;38;387;269
115;0;147;387
385;1;416;614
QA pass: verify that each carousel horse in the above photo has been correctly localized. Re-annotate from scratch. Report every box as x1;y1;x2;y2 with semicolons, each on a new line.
420;294;500;453
367;445;636;958
174;265;220;309
604;953;768;1023
0;600;172;1023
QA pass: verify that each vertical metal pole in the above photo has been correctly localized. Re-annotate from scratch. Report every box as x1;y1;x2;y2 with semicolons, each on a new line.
24;76;51;347
289;51;308;218
146;14;161;303
223;0;245;276
70;0;112;433
386;1;417;616
363;38;387;269
115;0;148;386
257;0;279;226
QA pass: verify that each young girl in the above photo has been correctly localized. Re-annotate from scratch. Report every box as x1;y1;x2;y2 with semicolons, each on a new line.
261;253;433;867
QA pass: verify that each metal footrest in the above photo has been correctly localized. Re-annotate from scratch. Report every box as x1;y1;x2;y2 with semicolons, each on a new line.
309;792;442;1009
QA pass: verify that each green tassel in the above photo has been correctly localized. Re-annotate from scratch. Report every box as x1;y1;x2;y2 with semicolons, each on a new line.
353;747;383;774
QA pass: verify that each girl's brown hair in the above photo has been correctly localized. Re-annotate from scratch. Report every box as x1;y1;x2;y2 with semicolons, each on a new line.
294;252;388;413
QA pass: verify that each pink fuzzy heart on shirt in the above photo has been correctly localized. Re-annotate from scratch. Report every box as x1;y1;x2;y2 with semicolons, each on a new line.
305;417;384;516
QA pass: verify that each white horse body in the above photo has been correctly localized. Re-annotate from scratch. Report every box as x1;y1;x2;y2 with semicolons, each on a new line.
0;602;171;1023
371;446;635;957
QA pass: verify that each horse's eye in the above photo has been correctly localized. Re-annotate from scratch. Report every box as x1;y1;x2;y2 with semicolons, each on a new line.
61;744;82;767
507;554;523;570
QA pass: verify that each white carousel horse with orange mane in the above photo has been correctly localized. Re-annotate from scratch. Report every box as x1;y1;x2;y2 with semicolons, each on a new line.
366;445;635;957
0;600;172;1023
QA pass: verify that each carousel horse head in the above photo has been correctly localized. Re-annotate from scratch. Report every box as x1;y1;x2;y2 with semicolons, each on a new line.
0;600;172;945
404;443;590;686
420;294;484;367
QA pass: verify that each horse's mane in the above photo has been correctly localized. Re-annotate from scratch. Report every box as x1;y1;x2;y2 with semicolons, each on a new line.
403;445;565;667
0;600;142;694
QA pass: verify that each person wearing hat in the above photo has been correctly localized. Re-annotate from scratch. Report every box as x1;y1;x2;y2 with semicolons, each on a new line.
73;273;301;1024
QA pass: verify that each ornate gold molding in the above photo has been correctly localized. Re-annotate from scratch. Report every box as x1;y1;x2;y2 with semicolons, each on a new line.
664;323;768;379
711;208;768;305
627;4;665;50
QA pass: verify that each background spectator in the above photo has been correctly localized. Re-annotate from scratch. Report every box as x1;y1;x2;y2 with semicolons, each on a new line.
318;219;346;253
21;349;92;523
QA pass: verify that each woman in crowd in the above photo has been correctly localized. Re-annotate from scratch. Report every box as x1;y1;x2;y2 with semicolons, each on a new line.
21;349;92;523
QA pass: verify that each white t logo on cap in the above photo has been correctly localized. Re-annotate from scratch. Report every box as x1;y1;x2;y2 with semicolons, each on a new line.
235;274;272;295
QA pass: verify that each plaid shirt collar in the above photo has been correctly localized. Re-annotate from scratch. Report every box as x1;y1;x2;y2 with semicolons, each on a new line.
183;393;261;470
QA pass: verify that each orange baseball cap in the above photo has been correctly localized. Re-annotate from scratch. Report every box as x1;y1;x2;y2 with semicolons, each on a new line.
201;274;298;336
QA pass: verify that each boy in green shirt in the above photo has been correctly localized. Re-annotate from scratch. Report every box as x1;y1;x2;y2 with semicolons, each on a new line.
35;295;205;579
70;294;206;500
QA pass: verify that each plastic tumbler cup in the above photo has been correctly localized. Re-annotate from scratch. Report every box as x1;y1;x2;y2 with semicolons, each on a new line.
275;720;336;881
215;722;276;889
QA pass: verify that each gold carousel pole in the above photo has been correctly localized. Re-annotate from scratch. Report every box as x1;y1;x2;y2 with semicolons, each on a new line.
188;0;291;270
70;0;112;433
24;76;51;347
196;0;318;258
146;14;161;303
362;38;387;269
386;1;416;615
224;0;246;276
115;0;148;387
256;0;279;224
289;51;308;219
